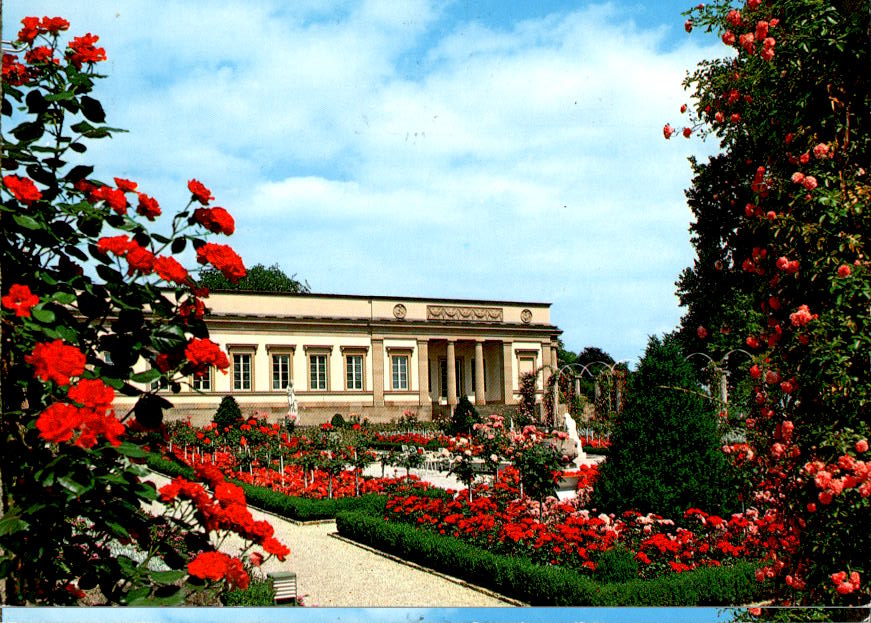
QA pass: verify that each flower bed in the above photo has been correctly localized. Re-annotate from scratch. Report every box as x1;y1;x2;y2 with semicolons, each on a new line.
382;466;767;581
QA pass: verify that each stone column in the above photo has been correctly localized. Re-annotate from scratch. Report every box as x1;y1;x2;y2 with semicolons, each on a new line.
372;338;384;407
474;340;485;406
541;342;552;388
417;339;430;406
502;341;514;404
446;339;457;408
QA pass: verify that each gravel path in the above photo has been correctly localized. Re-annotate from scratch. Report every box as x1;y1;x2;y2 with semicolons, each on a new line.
145;472;511;607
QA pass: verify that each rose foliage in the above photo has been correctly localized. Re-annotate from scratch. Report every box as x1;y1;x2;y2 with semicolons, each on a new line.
1;17;288;604
671;0;869;606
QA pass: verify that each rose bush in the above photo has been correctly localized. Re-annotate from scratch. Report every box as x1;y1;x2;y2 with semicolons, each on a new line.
1;17;286;604
671;0;869;606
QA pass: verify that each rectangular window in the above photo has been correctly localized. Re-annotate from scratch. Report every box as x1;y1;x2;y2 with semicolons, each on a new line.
440;360;447;398
392;355;409;390
272;354;291;390
193;367;212;391
346;354;363;390
233;353;252;391
310;354;327;390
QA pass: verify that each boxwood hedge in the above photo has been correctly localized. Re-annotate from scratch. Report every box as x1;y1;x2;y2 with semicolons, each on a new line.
335;510;767;607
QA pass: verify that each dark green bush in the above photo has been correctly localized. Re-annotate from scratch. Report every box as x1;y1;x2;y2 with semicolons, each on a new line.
213;395;244;429
221;577;274;606
593;334;738;518
330;413;346;428
596;545;639;584
335;511;765;606
447;396;480;435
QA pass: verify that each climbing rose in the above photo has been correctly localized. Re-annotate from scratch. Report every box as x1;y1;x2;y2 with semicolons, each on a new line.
89;185;128;215
196;243;246;282
40;16;70;34
813;143;830;159
185;338;230;373
97;235;133;257
36;403;82;443
18;17;42;43
856;440;869;453
684;19;693;32
187;179;214;205
125;244;155;275
802;175;818;191
2;284;39;318
154;256;189;285
697;325;708;339
67;33;107;69
136;193;161;220
838;264;852;277
791;172;805;184
113;177;138;193
683;127;692;138
193;207;235;235
187;551;229;582
789;305;815;327
722;30;736;46
68;379;114;411
3;175;42;205
663;124;674;139
25;340;86;386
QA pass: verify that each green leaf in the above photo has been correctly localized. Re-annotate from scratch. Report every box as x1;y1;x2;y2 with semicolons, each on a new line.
129;586;186;607
0;511;30;536
132;369;161;384
115;442;148;458
102;376;125;390
13;214;42;230
149;570;186;584
30;307;55;323
124;586;151;604
45;90;77;102
80;95;106;123
56;325;78;343
51;291;76;305
105;521;130;539
57;476;88;496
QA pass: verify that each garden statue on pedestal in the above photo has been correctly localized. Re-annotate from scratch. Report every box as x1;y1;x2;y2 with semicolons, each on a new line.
286;381;299;426
563;412;586;468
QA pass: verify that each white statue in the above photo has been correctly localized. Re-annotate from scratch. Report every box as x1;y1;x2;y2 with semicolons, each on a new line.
563;412;585;467
286;381;299;425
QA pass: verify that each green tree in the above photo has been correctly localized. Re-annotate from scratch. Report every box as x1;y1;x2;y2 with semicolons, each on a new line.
448;395;480;435
593;335;737;519
673;0;869;605
197;263;309;293
517;371;538;426
213;395;244;429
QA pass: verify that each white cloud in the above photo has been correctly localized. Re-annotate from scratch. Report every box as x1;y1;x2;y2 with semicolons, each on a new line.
4;0;724;363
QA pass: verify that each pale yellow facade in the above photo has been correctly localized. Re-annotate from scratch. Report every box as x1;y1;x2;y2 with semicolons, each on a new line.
126;292;561;425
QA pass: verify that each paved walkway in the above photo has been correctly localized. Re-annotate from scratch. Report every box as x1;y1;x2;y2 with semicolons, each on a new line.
145;472;510;607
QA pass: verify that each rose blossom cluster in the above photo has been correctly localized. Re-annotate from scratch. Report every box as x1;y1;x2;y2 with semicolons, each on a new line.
34;376;125;448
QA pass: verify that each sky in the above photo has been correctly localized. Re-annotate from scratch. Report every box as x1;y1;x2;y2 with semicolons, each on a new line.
2;1;728;366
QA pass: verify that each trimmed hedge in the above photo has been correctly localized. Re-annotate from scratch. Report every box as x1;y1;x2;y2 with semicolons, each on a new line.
335;511;767;607
222;578;275;606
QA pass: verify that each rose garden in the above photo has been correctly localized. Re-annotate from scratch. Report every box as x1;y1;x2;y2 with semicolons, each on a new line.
0;2;868;619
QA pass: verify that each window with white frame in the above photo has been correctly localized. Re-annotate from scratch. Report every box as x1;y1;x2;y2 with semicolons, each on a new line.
192;367;212;391
391;354;409;390
309;353;328;390
272;353;291;390
346;354;364;390
233;352;252;391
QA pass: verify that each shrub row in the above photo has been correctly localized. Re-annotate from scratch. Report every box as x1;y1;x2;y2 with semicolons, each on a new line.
335;511;767;607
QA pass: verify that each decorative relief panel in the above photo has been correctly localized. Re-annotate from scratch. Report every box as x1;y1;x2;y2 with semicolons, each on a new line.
520;309;532;324
392;304;407;319
426;305;503;322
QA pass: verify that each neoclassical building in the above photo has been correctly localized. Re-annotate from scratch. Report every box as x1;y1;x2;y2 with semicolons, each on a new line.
149;291;562;425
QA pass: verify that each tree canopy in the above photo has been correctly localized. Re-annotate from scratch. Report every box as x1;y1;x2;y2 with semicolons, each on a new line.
197;263;309;293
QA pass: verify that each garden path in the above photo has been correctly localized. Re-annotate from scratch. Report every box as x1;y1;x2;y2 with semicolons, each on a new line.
145;472;511;607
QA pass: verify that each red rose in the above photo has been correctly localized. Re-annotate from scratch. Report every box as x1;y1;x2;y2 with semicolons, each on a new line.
154;256;189;285
2;54;30;86
136;193;161;220
262;536;290;561
126;244;155;275
696;325;707;339
684;20;693;33
77;410;125;448
67;33;107;69
2;284;39;318
179;297;206;322
89;185;128;215
188;551;229;581
193;207;235;235
195;243;246;282
113;177;138;192
187;179;214;205
856;439;868;453
837;264;852;278
224;557;249;590
36;403;82;443
68;378;115;411
40;16;70;34
214;482;246;507
25;339;86;386
3;175;42;205
722;30;735;46
25;46;59;65
185;338;230;374
663;124;674;139
97;235;134;257
18;17;41;43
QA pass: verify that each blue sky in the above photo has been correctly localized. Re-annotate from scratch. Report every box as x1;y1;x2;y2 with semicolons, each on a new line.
3;1;728;365
2;606;735;622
